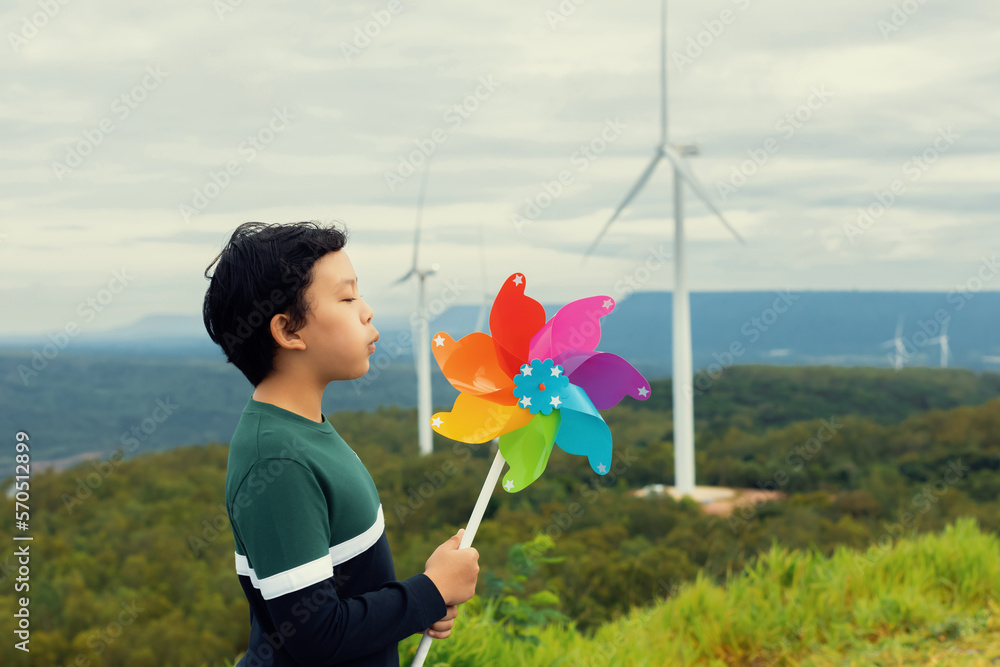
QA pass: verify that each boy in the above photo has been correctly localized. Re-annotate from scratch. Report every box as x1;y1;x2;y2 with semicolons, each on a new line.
203;221;479;666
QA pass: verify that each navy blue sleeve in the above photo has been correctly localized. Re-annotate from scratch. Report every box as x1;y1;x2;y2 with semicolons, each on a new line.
262;572;446;664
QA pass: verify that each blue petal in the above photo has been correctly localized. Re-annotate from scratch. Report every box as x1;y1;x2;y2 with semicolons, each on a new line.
554;384;613;475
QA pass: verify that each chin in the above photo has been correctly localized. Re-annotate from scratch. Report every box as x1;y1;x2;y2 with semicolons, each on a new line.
352;360;371;380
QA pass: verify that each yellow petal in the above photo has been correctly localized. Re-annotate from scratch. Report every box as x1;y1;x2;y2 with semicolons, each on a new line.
431;393;533;444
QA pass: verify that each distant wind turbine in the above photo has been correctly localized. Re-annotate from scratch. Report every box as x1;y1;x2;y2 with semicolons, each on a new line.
880;315;906;370
928;319;950;368
394;167;438;456
583;0;745;498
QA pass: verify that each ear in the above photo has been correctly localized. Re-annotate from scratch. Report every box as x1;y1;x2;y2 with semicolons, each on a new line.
269;312;307;351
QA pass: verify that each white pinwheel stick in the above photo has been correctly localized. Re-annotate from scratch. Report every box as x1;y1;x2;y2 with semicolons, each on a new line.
410;445;505;667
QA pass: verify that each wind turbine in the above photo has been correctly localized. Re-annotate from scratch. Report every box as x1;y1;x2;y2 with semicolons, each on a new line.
394;167;438;456
583;0;745;498
880;315;906;370
928;318;950;368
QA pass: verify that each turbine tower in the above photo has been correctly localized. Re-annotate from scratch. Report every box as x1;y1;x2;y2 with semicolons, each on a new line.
928;318;950;368
583;0;745;497
880;315;906;370
394;167;438;455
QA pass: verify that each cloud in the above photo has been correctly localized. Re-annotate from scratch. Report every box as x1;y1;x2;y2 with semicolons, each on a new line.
0;0;997;334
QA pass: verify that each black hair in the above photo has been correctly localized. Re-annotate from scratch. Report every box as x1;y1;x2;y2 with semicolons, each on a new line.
202;221;349;386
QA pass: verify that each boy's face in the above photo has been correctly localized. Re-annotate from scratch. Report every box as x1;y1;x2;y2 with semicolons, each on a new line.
290;250;379;381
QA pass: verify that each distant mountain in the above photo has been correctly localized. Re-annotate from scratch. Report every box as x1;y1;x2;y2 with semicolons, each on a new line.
3;290;995;372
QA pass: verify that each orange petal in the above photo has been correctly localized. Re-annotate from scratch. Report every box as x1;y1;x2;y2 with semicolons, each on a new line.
431;331;517;405
430;393;534;444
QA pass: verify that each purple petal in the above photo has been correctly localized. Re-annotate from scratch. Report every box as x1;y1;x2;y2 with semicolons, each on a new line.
566;352;651;409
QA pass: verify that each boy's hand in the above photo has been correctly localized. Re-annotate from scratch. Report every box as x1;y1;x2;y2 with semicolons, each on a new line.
424;529;480;606
426;605;458;639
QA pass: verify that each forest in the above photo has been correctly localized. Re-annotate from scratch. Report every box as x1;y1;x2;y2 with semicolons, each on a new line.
0;365;999;665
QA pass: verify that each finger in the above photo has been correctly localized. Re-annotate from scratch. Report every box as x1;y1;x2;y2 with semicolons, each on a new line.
429;628;451;639
431;618;455;631
443;605;458;621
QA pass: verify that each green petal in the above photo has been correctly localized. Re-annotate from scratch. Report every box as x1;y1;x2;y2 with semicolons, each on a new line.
498;411;560;493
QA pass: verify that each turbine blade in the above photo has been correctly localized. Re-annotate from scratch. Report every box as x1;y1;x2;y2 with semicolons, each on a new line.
583;149;664;260
410;167;430;272
393;268;416;285
662;145;746;246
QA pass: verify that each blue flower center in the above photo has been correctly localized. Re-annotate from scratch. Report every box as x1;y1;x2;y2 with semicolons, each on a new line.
512;358;570;416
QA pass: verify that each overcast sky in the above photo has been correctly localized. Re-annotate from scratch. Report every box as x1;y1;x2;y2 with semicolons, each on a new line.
1;0;997;336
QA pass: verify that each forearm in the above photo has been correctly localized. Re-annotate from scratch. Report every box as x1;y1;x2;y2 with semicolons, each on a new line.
264;573;446;664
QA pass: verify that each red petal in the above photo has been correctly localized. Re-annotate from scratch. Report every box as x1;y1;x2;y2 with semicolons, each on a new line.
489;273;546;378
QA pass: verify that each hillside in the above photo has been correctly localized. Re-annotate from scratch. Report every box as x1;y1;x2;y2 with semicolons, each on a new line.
388;517;1000;666
0;369;998;665
1;349;998;469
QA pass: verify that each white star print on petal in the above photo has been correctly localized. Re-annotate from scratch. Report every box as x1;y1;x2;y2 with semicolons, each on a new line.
431;416;443;427
637;387;649;397
433;335;446;347
550;366;562;377
512;274;523;286
597;463;607;474
520;396;532;408
550;396;562;408
504;480;515;491
602;298;614;309
520;364;532;376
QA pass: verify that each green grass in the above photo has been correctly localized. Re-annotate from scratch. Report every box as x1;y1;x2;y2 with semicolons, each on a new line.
222;517;1000;667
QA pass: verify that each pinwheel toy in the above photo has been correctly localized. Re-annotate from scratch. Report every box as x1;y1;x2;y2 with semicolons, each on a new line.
411;272;651;666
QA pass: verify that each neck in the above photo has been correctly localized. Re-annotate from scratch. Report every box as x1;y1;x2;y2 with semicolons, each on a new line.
252;370;326;423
